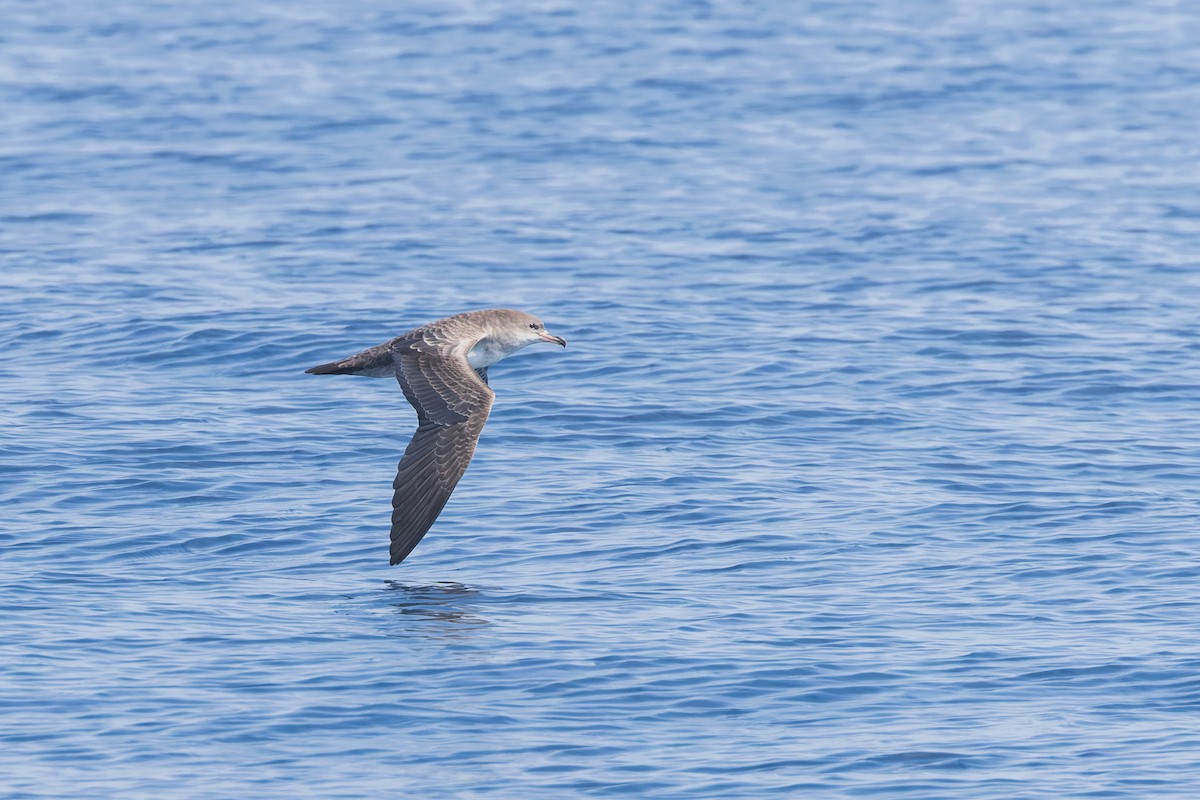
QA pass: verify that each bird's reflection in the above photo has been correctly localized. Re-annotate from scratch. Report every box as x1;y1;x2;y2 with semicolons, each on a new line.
380;580;491;627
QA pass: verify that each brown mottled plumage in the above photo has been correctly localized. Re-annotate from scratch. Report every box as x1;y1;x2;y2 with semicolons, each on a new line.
306;309;566;565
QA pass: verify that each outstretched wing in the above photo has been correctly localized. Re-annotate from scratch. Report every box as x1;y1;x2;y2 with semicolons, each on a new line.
388;332;494;565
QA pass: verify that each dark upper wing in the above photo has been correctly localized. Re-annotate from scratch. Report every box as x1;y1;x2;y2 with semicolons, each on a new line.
388;414;490;565
388;333;494;565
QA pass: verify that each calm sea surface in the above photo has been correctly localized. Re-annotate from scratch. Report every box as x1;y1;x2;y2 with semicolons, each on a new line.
4;2;1200;798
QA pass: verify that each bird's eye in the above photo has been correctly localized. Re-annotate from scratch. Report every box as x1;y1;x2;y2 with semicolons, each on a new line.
529;323;539;329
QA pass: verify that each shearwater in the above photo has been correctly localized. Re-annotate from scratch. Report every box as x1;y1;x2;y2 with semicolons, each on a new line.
306;309;567;565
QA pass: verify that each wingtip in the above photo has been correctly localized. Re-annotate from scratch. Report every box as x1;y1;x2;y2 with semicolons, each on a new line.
389;542;416;566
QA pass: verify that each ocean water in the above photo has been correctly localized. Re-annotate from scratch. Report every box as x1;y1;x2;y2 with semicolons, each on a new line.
4;1;1200;797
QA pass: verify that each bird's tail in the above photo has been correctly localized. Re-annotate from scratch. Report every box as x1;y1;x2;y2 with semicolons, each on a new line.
304;343;395;377
305;360;358;375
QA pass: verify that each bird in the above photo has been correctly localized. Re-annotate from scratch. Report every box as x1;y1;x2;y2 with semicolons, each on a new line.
305;309;567;565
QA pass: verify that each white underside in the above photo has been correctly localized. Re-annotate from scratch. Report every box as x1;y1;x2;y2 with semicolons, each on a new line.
467;337;527;369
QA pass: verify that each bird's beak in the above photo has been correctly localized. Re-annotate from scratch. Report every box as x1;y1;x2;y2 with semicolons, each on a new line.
538;331;567;347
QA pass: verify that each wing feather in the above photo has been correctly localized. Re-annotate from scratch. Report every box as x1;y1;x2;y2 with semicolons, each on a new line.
387;332;493;565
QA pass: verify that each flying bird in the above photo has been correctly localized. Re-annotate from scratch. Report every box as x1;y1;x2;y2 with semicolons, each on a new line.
306;309;567;565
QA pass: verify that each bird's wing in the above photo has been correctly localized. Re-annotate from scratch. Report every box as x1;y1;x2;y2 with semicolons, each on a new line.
388;332;494;565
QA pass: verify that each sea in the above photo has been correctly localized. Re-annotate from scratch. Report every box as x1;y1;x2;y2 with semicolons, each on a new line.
4;2;1200;798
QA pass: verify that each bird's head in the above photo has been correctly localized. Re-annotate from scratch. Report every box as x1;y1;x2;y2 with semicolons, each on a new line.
466;309;566;369
498;310;567;349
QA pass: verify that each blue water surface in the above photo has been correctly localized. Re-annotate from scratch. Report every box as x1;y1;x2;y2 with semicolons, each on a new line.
4;1;1200;798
